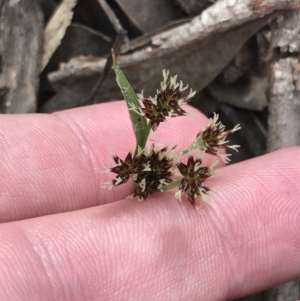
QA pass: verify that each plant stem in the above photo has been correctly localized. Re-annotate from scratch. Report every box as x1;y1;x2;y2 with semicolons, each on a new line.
160;179;181;191
134;122;152;155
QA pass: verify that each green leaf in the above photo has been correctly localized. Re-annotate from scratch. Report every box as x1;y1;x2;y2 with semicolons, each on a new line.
111;49;150;152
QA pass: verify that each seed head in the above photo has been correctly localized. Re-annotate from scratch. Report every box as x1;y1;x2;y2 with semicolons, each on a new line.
175;156;215;206
194;113;241;163
137;70;196;131
110;145;176;201
130;145;175;200
109;152;139;186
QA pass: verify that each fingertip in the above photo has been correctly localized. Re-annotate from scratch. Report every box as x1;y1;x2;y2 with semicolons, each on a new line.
0;102;211;221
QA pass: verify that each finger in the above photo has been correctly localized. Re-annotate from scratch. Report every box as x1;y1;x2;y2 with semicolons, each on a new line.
0;102;213;222
1;147;299;300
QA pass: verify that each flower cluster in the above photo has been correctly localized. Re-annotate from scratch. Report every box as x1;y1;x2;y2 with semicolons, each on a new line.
109;66;241;209
191;113;241;163
175;156;216;206
136;70;196;131
110;146;175;201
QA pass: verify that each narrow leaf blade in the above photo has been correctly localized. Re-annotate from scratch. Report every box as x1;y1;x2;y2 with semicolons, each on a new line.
111;49;149;150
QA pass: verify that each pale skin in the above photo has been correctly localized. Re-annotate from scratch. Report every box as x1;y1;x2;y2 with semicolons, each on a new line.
0;101;300;301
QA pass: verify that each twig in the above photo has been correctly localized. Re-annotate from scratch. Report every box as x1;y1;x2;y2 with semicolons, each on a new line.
48;0;300;101
264;11;300;301
81;0;129;106
97;0;123;33
267;57;300;150
85;30;128;105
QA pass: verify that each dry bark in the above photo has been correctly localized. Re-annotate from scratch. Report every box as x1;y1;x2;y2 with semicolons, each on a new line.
0;0;43;113
42;0;78;70
267;12;300;150
42;0;300;113
268;57;300;150
264;11;300;301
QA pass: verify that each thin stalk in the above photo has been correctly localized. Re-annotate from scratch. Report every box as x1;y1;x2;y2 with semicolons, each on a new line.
160;179;181;191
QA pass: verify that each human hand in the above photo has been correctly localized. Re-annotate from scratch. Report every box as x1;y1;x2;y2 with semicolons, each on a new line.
1;102;299;300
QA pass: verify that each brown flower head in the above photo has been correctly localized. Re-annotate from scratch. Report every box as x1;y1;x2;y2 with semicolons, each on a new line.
175;156;215;206
194;113;241;163
137;70;196;131
131;145;175;200
110;145;176;201
109;152;140;186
